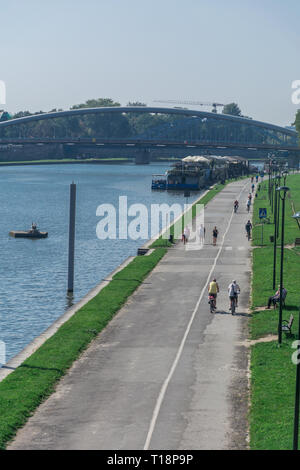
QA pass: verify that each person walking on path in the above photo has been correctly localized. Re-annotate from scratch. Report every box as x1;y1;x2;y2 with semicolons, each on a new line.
212;226;219;246
246;198;251;213
245;220;252;240
182;226;190;245
199;224;205;245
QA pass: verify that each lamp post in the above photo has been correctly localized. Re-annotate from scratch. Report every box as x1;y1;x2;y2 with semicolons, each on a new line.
283;170;289;186
271;175;276;214
277;186;290;345
272;175;281;290
267;156;272;202
276;175;282;239
292;213;300;450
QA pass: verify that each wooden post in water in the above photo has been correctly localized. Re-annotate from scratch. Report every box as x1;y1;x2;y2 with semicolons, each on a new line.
68;182;76;293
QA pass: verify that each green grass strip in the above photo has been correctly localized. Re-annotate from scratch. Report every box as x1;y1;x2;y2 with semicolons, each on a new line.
0;247;167;449
250;173;300;450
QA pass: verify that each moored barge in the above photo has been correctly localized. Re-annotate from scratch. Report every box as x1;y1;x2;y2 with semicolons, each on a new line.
9;223;48;239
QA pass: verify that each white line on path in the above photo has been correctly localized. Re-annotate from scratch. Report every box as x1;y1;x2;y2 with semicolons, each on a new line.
143;180;249;450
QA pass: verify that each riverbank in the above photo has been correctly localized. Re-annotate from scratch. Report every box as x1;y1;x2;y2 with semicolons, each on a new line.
0;157;181;167
0;177;238;449
1;162;198;363
0;248;167;449
250;174;300;450
6;177;251;450
0;158;131;166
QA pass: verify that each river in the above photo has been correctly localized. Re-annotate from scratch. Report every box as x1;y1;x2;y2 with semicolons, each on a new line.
0;162;202;363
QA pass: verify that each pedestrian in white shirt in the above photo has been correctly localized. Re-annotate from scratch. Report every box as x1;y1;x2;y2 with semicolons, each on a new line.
184;227;190;243
199;224;205;244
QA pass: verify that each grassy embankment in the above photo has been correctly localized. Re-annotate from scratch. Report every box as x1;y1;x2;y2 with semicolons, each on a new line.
0;248;166;449
250;173;300;450
0;177;237;449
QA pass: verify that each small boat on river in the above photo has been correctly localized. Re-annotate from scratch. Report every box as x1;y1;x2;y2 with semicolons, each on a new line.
9;223;48;239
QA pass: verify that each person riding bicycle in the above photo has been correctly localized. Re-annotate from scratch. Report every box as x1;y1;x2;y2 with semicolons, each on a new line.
234;200;239;212
208;278;219;309
228;280;240;313
245;220;252;239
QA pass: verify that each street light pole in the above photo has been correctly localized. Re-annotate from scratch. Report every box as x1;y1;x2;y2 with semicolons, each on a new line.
277;186;290;345
292;213;300;450
271;176;274;213
268;157;272;202
293;312;300;450
272;176;280;290
276;175;281;239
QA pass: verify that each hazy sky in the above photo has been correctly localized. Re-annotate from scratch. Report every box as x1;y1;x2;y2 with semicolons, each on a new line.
1;0;299;126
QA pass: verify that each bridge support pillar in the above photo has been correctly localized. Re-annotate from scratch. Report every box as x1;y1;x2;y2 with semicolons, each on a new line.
135;149;150;165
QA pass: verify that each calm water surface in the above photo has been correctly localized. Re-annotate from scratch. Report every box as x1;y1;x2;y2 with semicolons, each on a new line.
0;163;202;362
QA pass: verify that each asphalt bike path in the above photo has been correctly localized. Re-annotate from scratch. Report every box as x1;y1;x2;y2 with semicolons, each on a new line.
8;178;252;450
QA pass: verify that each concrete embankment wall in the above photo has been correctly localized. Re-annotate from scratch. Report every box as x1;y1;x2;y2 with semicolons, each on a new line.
0;144;64;161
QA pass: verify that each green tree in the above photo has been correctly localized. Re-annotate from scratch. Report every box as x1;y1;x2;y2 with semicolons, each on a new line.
294;110;300;137
222;103;242;117
0;111;11;122
71;98;120;109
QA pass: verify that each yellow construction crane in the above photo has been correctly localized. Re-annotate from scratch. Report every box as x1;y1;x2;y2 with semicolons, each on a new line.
153;100;225;113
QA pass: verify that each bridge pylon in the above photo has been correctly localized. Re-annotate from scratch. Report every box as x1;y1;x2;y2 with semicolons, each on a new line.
135;149;150;165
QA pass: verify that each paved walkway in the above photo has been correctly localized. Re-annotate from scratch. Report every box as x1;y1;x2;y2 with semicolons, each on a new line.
8;179;252;450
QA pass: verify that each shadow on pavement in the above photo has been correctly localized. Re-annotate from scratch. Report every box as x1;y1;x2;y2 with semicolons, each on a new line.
214;310;252;317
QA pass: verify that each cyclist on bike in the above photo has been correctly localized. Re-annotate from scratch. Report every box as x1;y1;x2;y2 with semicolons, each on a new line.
208;278;219;310
228;280;240;313
245;220;252;240
234;200;239;213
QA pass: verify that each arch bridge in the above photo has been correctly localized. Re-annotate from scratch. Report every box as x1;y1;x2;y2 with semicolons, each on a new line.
0;107;298;164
